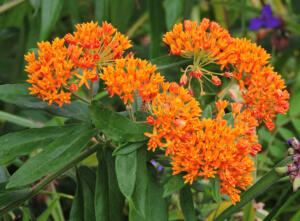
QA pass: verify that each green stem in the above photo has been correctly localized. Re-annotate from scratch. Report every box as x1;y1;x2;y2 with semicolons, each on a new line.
0;0;25;14
71;92;90;104
89;81;94;102
0;143;99;216
126;13;149;38
39;190;74;200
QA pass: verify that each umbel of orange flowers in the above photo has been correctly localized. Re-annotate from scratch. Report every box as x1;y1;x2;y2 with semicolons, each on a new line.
24;20;289;204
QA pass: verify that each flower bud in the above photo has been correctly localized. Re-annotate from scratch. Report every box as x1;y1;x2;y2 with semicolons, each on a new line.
147;116;155;125
194;70;202;79
288;137;300;149
69;84;78;92
224;71;233;78
212;76;221;86
188;89;194;96
180;74;188;86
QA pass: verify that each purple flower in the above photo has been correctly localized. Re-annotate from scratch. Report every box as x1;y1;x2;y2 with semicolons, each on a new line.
151;160;163;173
249;5;280;30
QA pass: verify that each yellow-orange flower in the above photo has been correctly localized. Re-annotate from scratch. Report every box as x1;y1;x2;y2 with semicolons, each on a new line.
25;38;74;106
65;21;132;68
100;58;164;104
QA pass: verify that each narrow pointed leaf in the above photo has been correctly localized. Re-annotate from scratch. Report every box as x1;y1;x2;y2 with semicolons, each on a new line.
179;186;197;221
7;125;96;188
112;142;144;156
116;151;137;199
163;174;185;197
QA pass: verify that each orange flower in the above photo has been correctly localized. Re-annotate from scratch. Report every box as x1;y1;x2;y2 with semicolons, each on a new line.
25;38;74;107
241;65;289;130
65;21;132;68
100;58;164;104
169;100;260;204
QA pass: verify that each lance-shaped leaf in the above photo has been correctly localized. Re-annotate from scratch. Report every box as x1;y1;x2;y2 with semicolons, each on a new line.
7;125;96;188
90;102;151;142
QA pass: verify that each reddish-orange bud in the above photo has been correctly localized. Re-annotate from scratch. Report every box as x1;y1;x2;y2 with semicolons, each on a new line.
180;74;188;86
194;70;202;79
212;76;221;86
169;82;179;93
147;116;155;125
188;89;194;96
69;84;78;92
265;121;275;131
224;71;232;78
90;73;99;82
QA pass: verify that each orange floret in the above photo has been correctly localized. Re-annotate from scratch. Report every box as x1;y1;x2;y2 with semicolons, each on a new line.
100;58;165;104
65;21;132;68
25;38;74;107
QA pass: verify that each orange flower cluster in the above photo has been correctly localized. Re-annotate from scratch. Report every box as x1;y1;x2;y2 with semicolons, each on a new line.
25;22;132;106
163;19;289;130
163;19;232;64
65;21;132;68
100;58;164;104
145;84;260;204
25;38;74;106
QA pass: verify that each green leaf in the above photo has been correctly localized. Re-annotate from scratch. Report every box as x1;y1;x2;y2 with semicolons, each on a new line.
147;0;166;58
292;118;300;134
0;189;31;209
163;0;183;30
7;125;96;188
211;178;221;203
112;142;144;156
179;186;197;221
0;167;10;183
214;156;293;221
201;105;212;119
95;148;125;221
0;110;43;128
70;166;96;221
90;102;151;142
110;0;134;32
163;174;185;197
289;91;300;116
0;124;80;165
0;84;90;121
278;128;294;141
243;202;255;221
40;0;64;40
95;0;110;23
37;197;59;221
116;151;137;199
223;113;234;127
129;165;168;221
269;138;286;159
130;148;148;217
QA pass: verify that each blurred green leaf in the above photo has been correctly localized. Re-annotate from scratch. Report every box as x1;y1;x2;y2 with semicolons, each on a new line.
211;178;221;203
163;0;183;30
95;0;110;23
289;91;300;116
110;0;134;32
7;125;96;188
163;174;185;197
223;113;234;127
289;0;300;14
90;101;151;142
278;128;294;141
70;166;96;221
40;0;63;40
243;202;255;221
0;124;80;165
0;167;9;183
269;138;286;159
179;186;197;221
112;142;144;156
95;148;125;221
0;189;31;209
0;110;43;128
115;150;137;199
201;105;212;119
147;0;166;58
130;148;148;217
214;156;292;221
292;118;300;134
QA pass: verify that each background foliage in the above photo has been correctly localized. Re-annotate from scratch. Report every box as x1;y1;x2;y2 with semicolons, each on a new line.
0;0;300;220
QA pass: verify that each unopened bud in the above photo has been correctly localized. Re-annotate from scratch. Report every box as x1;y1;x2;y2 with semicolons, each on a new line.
212;76;221;86
275;166;288;175
194;70;202;79
180;74;188;86
293;176;300;192
288;137;300;149
188;89;194;96
224;71;232;78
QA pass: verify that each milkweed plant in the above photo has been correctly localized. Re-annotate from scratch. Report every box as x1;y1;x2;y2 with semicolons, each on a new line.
0;1;299;220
